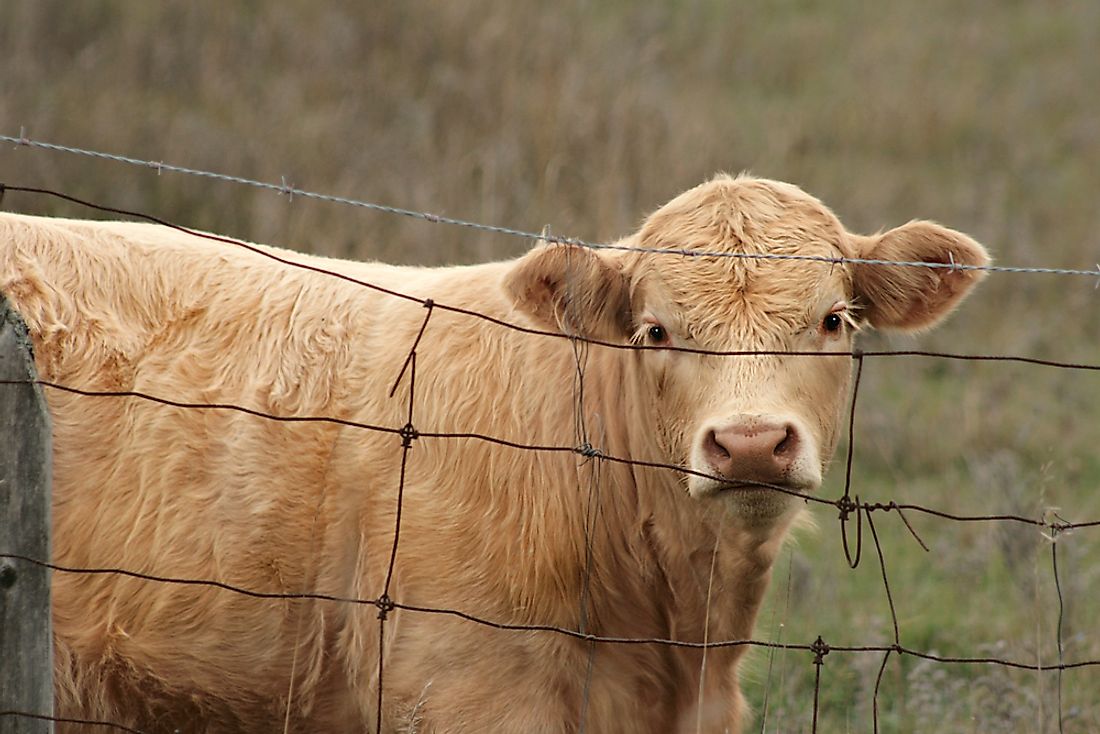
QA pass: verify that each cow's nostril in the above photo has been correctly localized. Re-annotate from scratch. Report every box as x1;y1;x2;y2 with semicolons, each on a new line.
705;429;731;461
773;424;797;456
704;419;801;484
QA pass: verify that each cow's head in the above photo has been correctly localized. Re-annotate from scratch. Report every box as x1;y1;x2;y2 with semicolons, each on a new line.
505;175;988;524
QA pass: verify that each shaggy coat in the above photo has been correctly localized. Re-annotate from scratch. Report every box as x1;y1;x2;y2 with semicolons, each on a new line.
0;175;988;733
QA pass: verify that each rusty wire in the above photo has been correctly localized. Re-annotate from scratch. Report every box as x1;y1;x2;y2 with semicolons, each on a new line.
1;181;1097;732
3;552;1098;671
3;377;1095;533
4;134;1100;280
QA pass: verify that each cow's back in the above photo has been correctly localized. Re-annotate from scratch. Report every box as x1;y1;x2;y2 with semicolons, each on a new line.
0;214;422;730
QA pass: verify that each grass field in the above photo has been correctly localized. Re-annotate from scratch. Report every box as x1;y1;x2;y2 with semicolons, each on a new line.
3;1;1098;730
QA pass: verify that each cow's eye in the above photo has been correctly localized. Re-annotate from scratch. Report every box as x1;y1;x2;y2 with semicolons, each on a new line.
647;324;669;344
822;313;844;333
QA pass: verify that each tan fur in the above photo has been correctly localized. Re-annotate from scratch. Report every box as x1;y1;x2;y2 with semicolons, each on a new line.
0;174;988;733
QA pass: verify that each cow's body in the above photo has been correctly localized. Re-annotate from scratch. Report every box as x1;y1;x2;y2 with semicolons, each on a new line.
0;176;988;732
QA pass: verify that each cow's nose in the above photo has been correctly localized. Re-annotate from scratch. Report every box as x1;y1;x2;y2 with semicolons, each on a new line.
702;420;800;485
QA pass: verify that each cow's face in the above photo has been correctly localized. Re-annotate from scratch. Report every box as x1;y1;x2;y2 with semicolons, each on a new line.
506;175;988;524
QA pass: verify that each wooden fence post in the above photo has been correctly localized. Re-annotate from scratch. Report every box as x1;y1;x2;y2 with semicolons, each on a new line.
0;296;54;733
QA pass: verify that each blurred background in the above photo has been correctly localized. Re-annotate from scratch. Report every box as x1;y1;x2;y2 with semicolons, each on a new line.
2;1;1098;730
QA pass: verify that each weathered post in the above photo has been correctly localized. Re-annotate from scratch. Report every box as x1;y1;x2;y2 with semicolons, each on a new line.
0;296;54;733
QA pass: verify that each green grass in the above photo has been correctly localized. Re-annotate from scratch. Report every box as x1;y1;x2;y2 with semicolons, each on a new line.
3;1;1098;730
744;441;1100;732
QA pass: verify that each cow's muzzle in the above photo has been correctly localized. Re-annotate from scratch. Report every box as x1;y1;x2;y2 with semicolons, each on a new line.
692;414;820;497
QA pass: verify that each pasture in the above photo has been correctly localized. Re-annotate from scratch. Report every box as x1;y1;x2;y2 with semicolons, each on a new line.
2;1;1098;730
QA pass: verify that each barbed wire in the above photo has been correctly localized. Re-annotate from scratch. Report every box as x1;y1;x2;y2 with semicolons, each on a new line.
4;132;1100;279
4;184;1100;373
2;376;1097;533
1;179;1095;732
0;553;1094;673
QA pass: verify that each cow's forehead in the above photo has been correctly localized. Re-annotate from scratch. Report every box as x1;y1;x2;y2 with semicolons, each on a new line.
635;174;849;257
628;175;853;344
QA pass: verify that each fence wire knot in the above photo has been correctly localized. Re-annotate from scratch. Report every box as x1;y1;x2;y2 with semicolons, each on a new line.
576;442;602;459
837;494;864;569
1042;508;1072;542
376;594;395;620
836;494;858;521
811;635;830;665
398;423;419;449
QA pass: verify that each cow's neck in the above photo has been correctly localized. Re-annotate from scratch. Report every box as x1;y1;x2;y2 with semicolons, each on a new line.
581;347;793;647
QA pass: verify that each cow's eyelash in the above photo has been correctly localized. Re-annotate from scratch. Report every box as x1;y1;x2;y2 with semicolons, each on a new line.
818;303;862;333
835;304;863;331
632;319;677;346
831;310;858;329
633;325;662;345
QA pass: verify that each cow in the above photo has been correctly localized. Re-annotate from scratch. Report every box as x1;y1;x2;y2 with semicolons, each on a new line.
0;174;988;733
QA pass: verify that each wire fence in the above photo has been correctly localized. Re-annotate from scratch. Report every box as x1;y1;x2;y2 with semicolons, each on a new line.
0;137;1098;733
3;132;1100;279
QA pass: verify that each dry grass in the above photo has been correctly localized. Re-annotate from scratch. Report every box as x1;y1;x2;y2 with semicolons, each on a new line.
2;1;1098;730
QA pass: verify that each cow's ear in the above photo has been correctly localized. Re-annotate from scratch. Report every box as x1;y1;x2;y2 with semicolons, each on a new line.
504;243;632;340
851;221;990;332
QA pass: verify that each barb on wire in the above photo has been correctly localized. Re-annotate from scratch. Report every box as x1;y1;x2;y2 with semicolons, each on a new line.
5;135;1100;277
